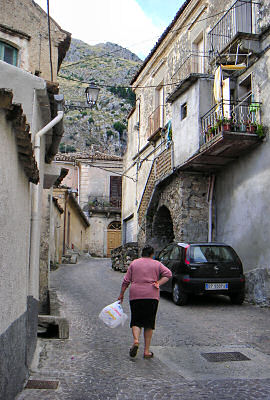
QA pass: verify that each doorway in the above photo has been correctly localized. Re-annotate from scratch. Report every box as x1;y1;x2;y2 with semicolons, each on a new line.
107;221;122;257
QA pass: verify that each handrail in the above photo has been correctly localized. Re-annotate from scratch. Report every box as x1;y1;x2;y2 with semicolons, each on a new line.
209;0;260;55
209;0;260;35
209;0;240;34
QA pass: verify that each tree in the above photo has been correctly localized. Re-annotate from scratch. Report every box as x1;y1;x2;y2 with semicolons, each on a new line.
113;121;126;136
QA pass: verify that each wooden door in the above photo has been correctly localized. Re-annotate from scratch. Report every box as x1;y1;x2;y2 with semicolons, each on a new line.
107;221;122;258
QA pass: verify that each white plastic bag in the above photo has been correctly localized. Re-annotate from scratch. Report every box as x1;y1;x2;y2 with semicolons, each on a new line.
98;301;128;328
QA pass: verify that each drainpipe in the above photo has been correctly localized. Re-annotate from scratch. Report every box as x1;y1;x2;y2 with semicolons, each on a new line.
29;95;64;297
77;163;80;205
208;175;215;243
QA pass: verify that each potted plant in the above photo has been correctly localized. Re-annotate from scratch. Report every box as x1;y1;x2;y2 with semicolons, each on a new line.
256;124;264;138
222;117;232;132
206;125;212;142
246;122;256;133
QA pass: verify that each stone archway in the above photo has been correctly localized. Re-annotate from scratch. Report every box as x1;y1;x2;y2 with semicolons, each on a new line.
150;205;175;253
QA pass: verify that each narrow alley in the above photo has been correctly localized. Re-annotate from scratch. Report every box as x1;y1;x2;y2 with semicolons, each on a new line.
17;258;270;400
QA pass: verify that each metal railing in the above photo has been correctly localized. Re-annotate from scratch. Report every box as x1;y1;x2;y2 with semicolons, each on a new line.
209;0;260;55
201;95;261;144
171;54;206;84
148;105;165;138
87;196;122;210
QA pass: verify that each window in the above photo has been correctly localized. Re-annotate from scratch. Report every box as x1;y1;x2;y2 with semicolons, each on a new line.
158;244;173;261
0;41;18;66
190;245;236;263
110;176;122;208
181;103;187;120
170;246;181;260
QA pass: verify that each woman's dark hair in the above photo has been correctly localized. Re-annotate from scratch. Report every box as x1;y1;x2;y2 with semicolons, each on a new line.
142;245;154;257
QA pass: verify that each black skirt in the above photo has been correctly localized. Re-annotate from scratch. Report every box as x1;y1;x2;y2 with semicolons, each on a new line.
130;299;159;330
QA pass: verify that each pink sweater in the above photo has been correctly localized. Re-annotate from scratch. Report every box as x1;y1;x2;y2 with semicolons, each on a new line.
121;257;172;301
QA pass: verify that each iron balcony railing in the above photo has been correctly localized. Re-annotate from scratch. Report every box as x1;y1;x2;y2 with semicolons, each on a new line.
209;0;260;55
148;105;165;138
171;54;206;84
87;196;122;210
201;95;262;144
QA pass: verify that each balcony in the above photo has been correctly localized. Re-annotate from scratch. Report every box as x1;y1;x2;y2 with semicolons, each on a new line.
86;196;122;213
171;54;206;85
148;105;165;140
209;0;260;58
179;97;264;173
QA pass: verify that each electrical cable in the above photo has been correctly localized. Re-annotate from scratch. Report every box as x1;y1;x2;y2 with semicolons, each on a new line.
60;1;259;70
85;163;136;182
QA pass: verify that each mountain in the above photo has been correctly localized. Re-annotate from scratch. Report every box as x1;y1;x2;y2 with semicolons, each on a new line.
58;39;142;155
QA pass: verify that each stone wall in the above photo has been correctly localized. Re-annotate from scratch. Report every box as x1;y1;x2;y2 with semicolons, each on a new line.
139;171;210;254
245;267;270;306
0;0;70;81
111;243;138;272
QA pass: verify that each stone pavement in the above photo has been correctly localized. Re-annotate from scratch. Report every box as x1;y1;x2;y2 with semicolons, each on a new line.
16;258;270;400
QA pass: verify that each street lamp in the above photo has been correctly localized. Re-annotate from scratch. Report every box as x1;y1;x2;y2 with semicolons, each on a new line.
85;83;100;107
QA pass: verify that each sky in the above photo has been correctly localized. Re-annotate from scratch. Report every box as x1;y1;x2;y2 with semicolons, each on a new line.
34;0;184;60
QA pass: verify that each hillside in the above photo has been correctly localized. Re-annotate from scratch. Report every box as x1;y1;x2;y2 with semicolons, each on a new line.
58;39;142;155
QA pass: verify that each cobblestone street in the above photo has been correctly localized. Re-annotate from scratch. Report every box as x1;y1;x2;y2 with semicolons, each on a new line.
17;258;270;400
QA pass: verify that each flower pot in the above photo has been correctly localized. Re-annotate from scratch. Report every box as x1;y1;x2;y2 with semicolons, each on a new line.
247;125;256;133
223;123;231;132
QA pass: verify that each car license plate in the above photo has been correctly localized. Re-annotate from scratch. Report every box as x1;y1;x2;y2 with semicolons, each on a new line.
205;283;228;290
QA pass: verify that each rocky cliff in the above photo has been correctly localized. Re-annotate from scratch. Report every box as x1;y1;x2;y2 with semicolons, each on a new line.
58;39;142;155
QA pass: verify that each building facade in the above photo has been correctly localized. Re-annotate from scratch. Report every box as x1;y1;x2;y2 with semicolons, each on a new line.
0;2;70;398
0;0;71;80
54;152;123;257
122;0;270;304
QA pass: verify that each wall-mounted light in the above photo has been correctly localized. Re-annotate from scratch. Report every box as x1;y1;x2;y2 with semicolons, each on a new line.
85;83;100;108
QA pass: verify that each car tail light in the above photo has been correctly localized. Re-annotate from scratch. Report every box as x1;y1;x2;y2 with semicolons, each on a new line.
240;278;245;282
184;245;190;265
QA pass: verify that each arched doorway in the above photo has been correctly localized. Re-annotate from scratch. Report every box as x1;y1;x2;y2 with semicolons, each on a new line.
151;205;174;252
107;221;122;257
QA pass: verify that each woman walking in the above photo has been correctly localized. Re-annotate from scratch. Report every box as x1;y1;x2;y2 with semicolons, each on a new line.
118;245;172;358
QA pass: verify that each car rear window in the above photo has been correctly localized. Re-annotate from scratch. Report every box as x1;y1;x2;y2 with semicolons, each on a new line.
190;246;236;263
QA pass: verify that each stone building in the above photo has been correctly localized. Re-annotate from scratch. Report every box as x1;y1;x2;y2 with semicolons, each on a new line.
54;151;123;257
0;3;70;399
0;0;71;80
123;0;270;304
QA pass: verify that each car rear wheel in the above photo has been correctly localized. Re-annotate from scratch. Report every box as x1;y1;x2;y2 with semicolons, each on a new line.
230;291;245;305
172;282;188;306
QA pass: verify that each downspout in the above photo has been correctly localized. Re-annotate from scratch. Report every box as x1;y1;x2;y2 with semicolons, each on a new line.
29;95;64;297
208;175;215;243
47;188;53;292
63;191;67;256
77;163;80;205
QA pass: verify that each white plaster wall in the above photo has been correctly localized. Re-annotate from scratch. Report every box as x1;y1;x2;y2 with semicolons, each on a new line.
172;78;213;167
0;111;30;334
88;215;117;257
0;61;46;128
79;161;123;208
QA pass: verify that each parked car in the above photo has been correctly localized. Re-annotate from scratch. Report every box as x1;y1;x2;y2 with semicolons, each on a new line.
157;242;245;306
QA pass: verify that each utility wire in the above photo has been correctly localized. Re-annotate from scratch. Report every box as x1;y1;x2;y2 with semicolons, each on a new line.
60;1;258;70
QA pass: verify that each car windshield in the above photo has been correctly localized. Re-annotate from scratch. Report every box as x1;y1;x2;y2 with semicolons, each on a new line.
190;246;236;263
